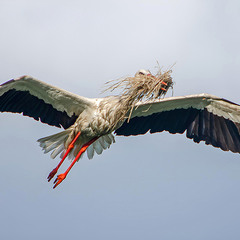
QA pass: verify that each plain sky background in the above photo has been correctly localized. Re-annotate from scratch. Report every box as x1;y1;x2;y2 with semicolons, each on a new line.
0;0;240;239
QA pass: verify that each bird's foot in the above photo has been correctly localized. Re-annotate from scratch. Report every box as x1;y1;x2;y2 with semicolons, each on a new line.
53;173;67;189
47;167;58;182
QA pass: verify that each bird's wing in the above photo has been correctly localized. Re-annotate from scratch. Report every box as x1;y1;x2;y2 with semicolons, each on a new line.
115;93;240;153
0;75;95;129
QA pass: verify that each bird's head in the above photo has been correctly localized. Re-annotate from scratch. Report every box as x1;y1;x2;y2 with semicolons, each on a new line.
134;69;152;77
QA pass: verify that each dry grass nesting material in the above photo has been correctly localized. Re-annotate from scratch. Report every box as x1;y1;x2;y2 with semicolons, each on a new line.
103;68;174;123
104;68;173;106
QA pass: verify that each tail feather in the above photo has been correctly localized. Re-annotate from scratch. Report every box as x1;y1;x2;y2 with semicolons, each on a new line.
51;144;65;159
38;131;69;145
38;131;115;160
44;137;65;154
92;141;103;155
87;133;115;159
98;137;109;149
87;144;94;159
37;130;71;159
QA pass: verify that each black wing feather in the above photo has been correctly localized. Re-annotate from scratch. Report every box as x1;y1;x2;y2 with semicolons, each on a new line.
0;89;78;129
115;108;240;153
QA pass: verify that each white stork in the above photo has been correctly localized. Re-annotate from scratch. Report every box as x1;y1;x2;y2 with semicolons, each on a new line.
0;69;239;188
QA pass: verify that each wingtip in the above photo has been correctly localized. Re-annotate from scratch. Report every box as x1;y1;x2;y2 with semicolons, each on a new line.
0;79;15;87
0;75;33;87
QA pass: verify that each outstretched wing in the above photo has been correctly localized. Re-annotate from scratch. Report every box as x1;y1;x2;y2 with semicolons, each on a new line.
115;93;240;153
0;75;95;129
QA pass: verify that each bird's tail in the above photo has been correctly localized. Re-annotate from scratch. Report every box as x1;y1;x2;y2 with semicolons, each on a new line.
37;130;116;160
37;130;72;159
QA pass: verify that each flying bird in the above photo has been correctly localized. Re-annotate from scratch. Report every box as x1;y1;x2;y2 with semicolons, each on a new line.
0;69;240;188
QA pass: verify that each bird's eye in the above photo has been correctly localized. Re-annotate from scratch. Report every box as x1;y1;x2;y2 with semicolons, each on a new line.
138;72;145;75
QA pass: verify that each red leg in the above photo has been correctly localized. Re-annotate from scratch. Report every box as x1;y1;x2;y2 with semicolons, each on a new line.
53;136;99;189
47;131;81;182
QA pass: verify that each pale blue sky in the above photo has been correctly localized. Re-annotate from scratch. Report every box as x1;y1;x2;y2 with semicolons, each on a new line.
0;0;240;239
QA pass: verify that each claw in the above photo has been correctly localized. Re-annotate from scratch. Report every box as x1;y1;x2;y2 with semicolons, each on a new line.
47;167;58;182
53;173;66;189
